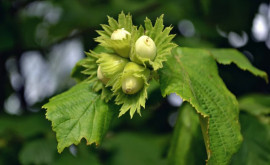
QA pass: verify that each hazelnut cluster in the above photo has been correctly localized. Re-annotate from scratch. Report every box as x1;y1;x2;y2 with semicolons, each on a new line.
83;12;176;117
97;28;155;95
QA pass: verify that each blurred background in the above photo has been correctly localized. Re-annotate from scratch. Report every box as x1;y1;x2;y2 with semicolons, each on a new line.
0;0;270;164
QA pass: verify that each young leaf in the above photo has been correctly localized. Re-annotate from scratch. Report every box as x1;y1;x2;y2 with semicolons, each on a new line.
42;82;117;153
159;47;243;165
208;49;268;82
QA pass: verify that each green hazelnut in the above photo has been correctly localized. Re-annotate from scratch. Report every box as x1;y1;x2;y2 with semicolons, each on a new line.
97;66;109;84
122;76;144;95
110;28;131;58
121;62;149;95
135;35;157;61
97;53;129;78
111;28;131;40
122;61;144;72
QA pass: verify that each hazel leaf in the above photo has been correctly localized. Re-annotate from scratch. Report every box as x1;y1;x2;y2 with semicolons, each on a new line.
208;48;268;83
43;82;117;153
168;103;206;165
159;47;243;165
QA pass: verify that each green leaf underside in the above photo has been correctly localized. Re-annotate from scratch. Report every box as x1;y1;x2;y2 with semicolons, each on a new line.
43;82;117;153
168;103;206;165
159;47;242;165
208;49;268;83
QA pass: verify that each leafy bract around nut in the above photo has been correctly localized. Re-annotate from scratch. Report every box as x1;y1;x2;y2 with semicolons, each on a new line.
82;51;113;102
130;15;177;70
113;62;150;117
97;53;129;88
97;66;109;85
95;12;134;58
122;76;144;95
121;62;145;95
82;12;176;117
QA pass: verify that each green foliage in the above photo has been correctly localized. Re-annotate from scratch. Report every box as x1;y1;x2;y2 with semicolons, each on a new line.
231;113;270;165
239;94;270;116
52;144;101;165
18;138;101;165
167;97;270;165
231;94;270;165
40;11;269;164
0;114;51;138
19;139;57;165
102;132;168;165
159;47;243;165
168;103;206;165
208;49;268;82
2;1;270;164
43;82;117;153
